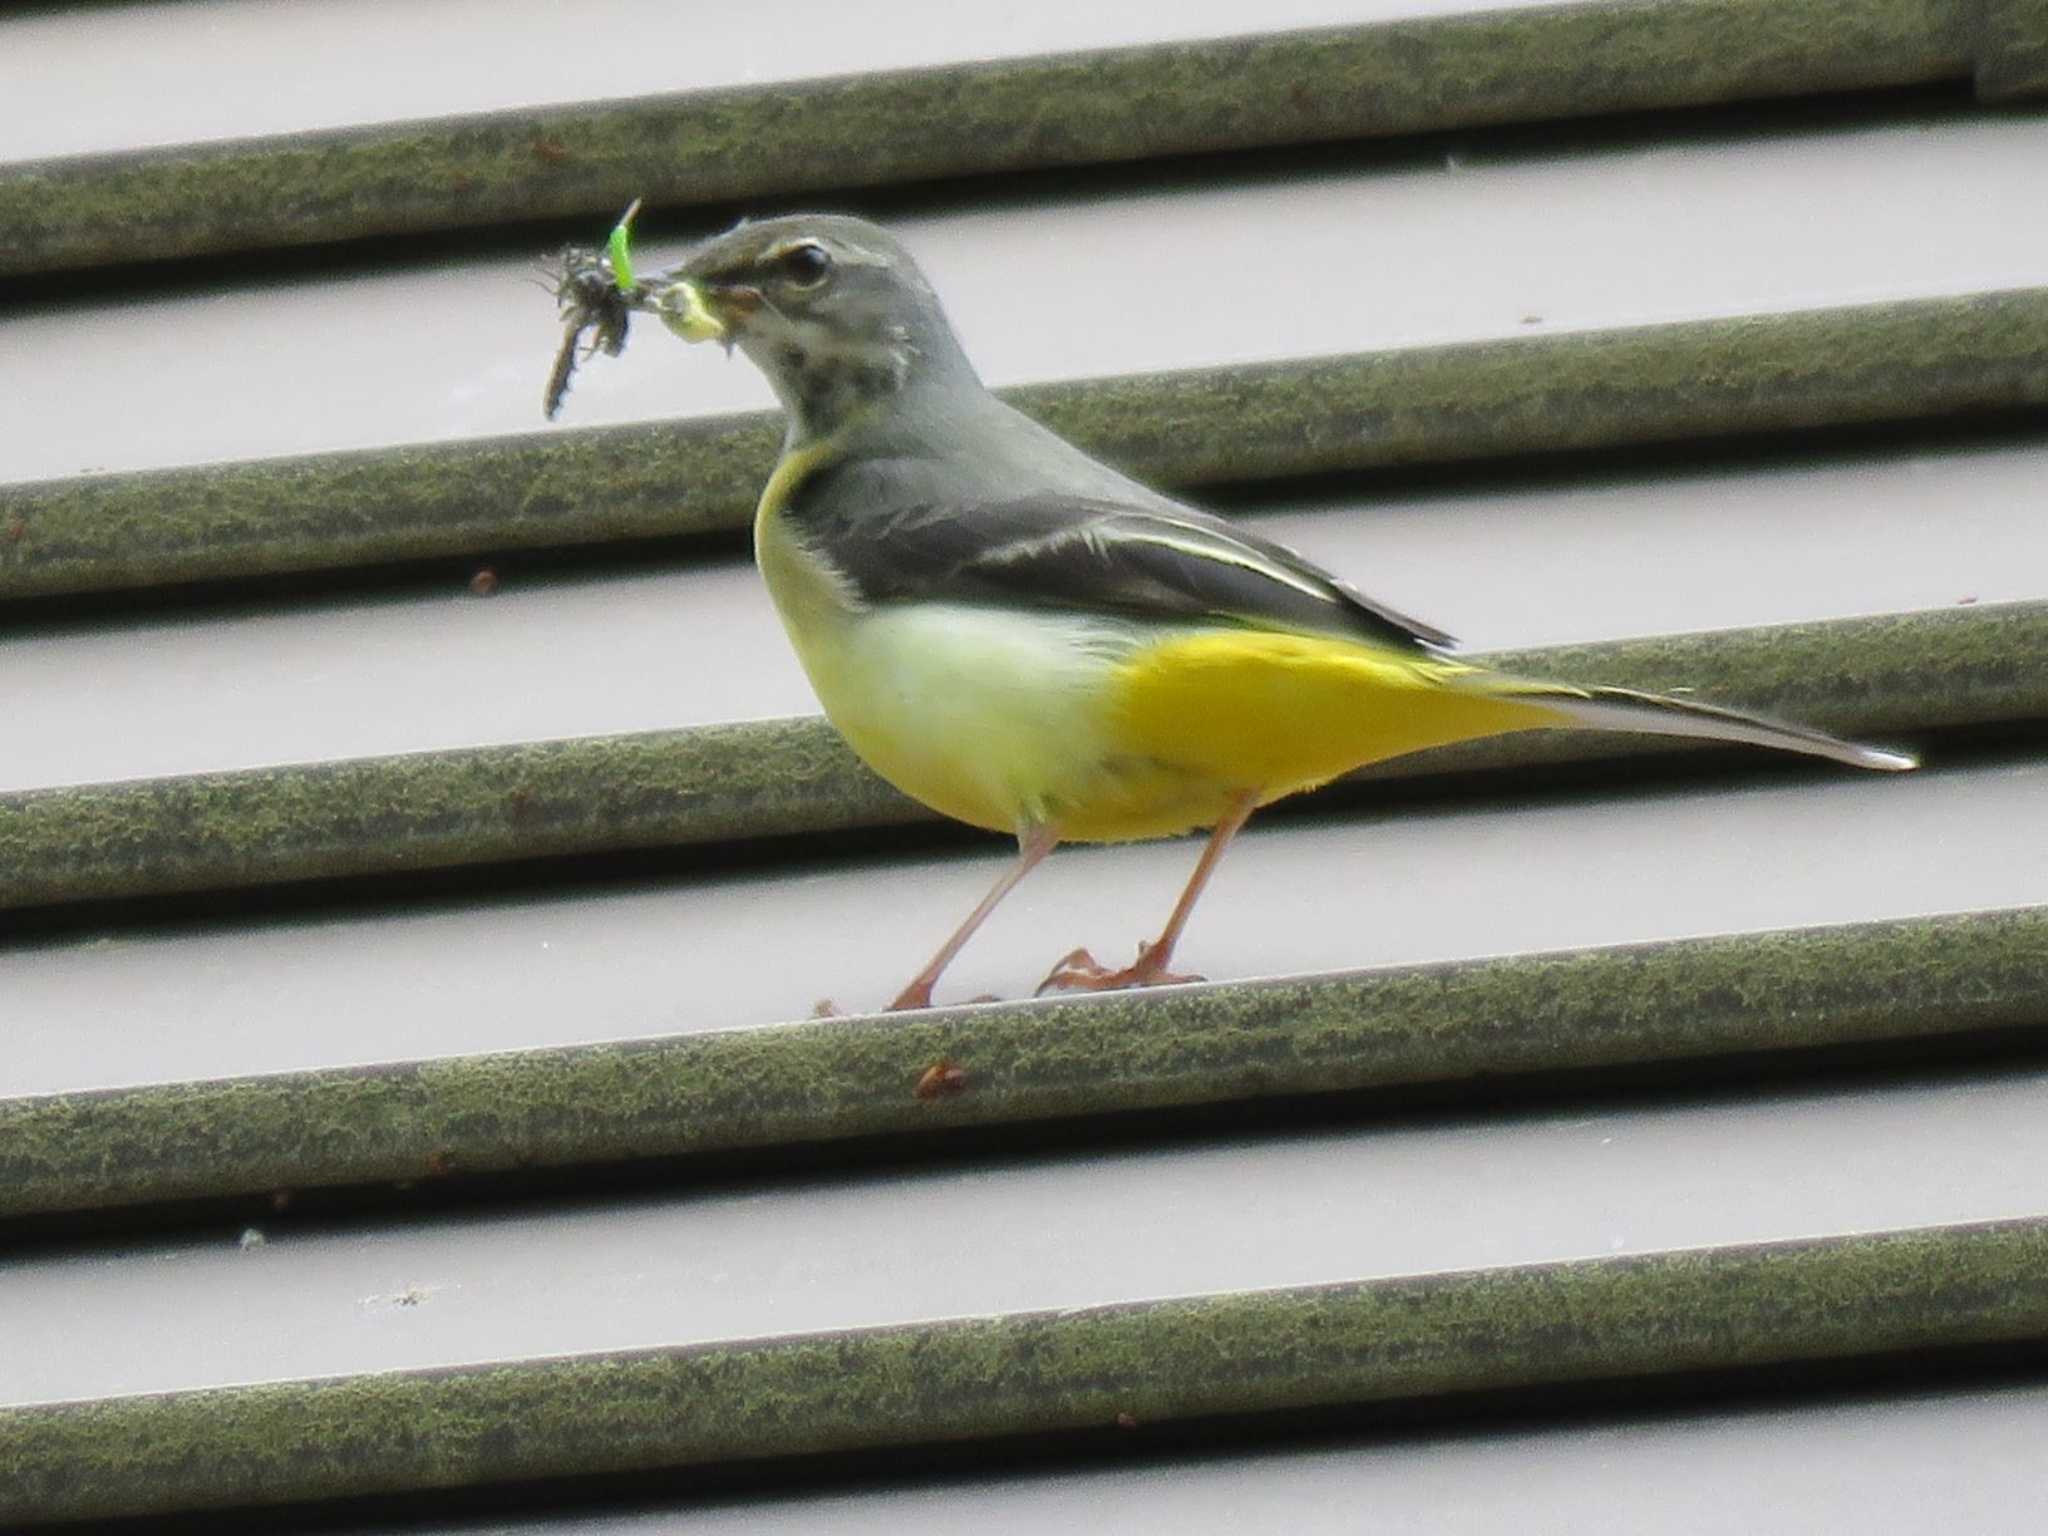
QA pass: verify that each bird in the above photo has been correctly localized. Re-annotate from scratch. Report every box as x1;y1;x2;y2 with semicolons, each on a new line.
604;212;1915;1011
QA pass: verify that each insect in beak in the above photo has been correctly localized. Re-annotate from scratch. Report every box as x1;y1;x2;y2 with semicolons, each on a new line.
542;199;646;420
542;199;740;414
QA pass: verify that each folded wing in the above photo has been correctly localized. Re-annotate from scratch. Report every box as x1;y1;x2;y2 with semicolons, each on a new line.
784;461;1454;652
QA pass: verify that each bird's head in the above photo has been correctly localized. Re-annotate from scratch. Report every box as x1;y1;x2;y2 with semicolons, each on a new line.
649;214;978;442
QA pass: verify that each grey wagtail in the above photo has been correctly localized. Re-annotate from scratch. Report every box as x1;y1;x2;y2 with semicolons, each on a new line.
554;211;1915;1011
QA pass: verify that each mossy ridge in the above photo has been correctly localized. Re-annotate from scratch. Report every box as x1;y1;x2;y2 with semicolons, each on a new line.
0;0;1986;276
1035;287;2048;487
0;717;919;909
0;416;779;599
7;287;2046;601
4;906;2043;1218
4;1217;2044;1522
3;602;2043;912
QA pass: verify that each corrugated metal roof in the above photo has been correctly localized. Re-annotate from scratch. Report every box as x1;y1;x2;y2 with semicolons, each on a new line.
3;0;2046;1527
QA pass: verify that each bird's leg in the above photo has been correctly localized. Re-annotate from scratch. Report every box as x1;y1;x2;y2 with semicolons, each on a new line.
889;822;1060;1011
1038;790;1260;995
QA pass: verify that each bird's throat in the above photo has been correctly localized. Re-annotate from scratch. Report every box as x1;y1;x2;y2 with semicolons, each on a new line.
748;332;910;449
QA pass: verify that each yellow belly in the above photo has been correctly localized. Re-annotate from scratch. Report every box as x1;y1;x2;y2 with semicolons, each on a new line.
1103;628;1567;815
806;603;1139;834
776;587;1564;843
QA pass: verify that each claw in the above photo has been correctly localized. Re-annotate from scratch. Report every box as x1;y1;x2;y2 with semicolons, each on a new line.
1035;941;1203;996
1035;946;1111;995
888;979;936;1012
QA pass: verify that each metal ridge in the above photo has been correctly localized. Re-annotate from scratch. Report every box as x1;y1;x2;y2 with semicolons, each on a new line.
3;906;2044;1220
5;286;2046;602
1;601;2040;910
4;0;2028;276
6;1217;2046;1522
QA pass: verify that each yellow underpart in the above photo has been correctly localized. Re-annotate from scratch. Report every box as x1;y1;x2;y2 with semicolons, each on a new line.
759;438;837;523
807;603;1143;836
1093;628;1574;836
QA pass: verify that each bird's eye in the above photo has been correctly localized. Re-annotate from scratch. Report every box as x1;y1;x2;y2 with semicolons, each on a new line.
774;242;832;287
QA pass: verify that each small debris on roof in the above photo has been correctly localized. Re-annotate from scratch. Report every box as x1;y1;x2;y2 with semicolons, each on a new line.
915;1058;970;1100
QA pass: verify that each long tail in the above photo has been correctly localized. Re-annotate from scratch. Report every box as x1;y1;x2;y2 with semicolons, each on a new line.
1487;678;1917;772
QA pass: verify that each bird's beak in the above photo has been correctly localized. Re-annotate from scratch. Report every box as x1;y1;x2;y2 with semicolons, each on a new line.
648;276;734;345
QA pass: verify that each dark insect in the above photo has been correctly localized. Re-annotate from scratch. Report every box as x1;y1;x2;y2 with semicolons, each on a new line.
543;244;635;420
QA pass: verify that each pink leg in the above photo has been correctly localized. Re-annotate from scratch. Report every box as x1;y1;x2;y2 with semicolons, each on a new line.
1038;790;1260;996
890;823;1060;1011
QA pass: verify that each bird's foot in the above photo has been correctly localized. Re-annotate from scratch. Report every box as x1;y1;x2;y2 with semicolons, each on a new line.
885;980;1003;1012
1034;941;1203;996
888;980;936;1012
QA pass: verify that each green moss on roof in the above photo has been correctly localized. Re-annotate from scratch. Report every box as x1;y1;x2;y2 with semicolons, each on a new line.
3;600;2042;911
5;1218;2046;1522
4;904;2045;1218
0;0;2007;276
5;288;2046;602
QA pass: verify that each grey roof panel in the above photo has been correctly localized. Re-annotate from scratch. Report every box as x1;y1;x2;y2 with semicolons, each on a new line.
6;1;2022;276
0;0;1489;158
5;3;2047;1523
1255;436;2048;651
9;1221;2048;1522
7;755;2043;1096
2;600;2031;918
8;286;2045;606
7;1091;2048;1409
8;906;2043;1220
4;440;2041;791
5;109;2044;480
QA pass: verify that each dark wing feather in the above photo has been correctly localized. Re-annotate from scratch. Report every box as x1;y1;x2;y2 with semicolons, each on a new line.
786;460;1453;652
